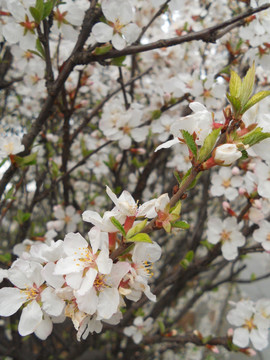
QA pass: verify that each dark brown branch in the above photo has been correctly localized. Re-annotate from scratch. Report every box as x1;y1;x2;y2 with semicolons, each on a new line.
75;4;270;65
0;2;101;200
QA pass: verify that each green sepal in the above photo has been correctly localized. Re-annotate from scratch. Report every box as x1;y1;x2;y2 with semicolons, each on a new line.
93;44;112;55
240;127;270;147
242;90;270;114
14;152;37;167
172;220;190;229
111;56;126;66
126;233;152;243
198;128;221;162
240;62;255;107
126;219;148;239
229;70;241;98
181;130;197;158
110;217;126;237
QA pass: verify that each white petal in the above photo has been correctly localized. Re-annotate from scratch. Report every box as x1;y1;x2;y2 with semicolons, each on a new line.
233;327;250;348
0;287;27;316
34;315;53;340
97;288;119;319
155;138;180;152
112;33;126;50
18;301;43;336
92;22;113;43
41;287;65;317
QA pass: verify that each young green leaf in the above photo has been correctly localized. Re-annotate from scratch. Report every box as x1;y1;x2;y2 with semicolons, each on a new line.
43;1;54;19
14;152;37;167
111;56;126;66
240;127;270;147
240;62;255;107
226;93;241;114
229;70;241;98
242;90;270;114
93;44;113;55
30;6;42;23
110;217;126;237
172;220;190;229
198;128;221;162
126;219;148;239
181;130;197;158
126;233;152;243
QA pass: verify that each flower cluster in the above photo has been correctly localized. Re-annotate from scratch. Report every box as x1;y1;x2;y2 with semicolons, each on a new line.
227;299;270;350
0;187;162;340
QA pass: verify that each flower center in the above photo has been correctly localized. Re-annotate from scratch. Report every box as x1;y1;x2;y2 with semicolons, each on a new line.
244;318;255;331
221;230;231;241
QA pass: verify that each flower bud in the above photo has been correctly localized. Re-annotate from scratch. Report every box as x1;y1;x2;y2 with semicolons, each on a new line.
213;143;242;166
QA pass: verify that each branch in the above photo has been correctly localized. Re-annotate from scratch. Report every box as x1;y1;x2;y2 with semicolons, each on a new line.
75;4;270;65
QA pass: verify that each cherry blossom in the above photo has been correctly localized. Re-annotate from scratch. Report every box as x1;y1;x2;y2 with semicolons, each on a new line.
92;0;140;50
207;217;245;260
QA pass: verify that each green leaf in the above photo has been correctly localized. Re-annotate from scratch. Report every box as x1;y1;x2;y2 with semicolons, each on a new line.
229;70;241;98
14;152;37;167
198;128;221;162
110;217;126;236
242;91;270;114
111;56;126;66
172;220;190;229
240;149;248;160
0;252;11;264
126;233;152;243
126;219;148;239
240;127;270;147
36;38;45;59
226;93;241;114
93;44;112;55
185;250;194;262
43;1;54;19
51;160;59;178
14;209;31;225
28;50;44;59
173;170;182;185
151;109;162;120
0;157;7;168
181;130;197;158
240;62;255;107
36;0;44;18
180;259;189;269
200;239;214;250
158;320;165;334
180;168;191;187
30;6;42;23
